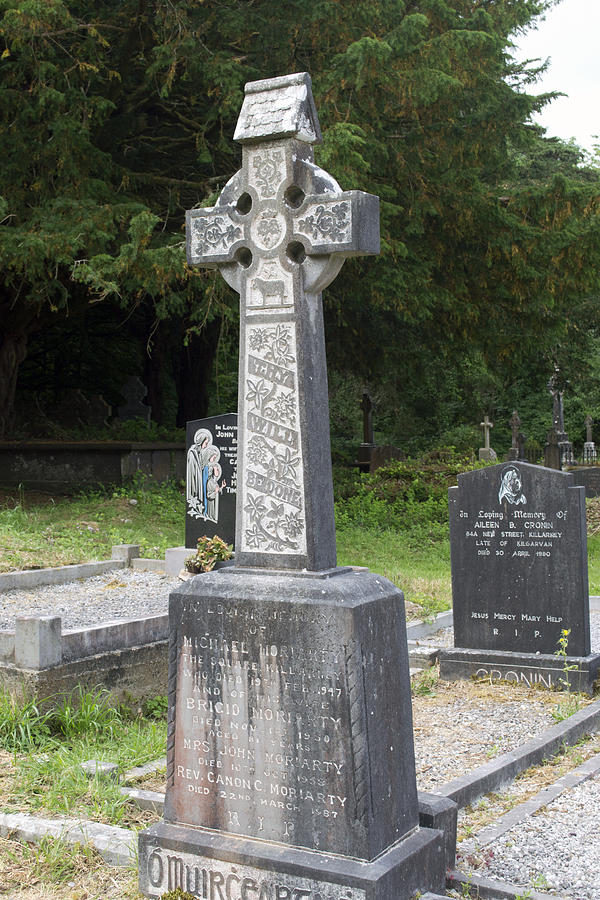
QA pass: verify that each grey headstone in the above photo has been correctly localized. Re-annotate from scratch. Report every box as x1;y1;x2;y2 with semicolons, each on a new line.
185;414;237;549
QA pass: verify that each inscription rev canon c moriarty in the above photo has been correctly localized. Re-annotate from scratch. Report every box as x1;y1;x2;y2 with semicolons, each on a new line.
449;462;590;657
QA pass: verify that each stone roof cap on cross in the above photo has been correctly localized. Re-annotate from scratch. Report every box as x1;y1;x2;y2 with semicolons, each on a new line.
185;72;379;571
234;72;322;145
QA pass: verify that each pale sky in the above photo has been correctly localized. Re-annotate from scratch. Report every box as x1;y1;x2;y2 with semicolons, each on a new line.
513;0;600;154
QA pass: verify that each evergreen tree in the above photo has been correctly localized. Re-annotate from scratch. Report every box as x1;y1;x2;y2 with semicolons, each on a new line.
1;0;599;440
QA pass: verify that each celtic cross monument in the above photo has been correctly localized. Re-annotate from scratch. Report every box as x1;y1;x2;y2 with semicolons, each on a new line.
139;73;449;900
186;72;378;570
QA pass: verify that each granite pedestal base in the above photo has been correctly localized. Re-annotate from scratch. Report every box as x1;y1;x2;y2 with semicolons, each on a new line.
139;821;445;900
439;647;600;695
138;567;448;899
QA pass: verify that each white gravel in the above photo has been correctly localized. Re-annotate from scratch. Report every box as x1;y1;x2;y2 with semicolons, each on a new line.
459;774;600;899
413;687;559;791
0;568;179;631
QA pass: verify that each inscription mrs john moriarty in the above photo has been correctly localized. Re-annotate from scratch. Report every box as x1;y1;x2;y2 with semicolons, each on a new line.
163;579;417;862
449;462;590;657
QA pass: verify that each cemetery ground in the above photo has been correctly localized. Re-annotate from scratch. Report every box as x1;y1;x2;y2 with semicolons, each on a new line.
1;459;600;898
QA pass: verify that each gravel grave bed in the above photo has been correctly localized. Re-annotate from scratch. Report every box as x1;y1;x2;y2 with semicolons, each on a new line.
458;771;600;899
411;679;571;792
0;568;179;631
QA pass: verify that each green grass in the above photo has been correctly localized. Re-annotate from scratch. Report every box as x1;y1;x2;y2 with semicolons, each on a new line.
587;532;600;594
0;477;184;572
0;688;167;826
336;525;452;617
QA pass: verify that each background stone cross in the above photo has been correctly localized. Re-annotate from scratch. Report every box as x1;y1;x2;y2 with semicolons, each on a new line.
186;73;379;570
480;415;493;450
509;411;521;449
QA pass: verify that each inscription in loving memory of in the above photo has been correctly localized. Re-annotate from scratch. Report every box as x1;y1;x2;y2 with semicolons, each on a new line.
457;501;567;645
171;600;352;849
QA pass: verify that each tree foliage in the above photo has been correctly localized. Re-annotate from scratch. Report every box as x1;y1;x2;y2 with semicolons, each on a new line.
1;0;599;444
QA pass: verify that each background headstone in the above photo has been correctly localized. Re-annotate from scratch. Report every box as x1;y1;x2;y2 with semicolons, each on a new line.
546;371;574;468
583;414;596;464
117;376;151;423
440;462;600;692
506;410;521;461
185;413;237;549
357;391;376;471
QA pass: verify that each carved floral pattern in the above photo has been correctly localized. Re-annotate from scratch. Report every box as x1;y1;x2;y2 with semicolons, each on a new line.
193;215;242;254
246;435;300;484
242;323;306;556
297;202;350;243
245;380;297;428
252;149;284;198
244;493;304;551
256;215;283;248
248;325;295;367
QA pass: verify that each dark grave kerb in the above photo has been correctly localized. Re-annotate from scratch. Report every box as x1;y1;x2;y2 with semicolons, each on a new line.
139;72;448;900
440;461;600;693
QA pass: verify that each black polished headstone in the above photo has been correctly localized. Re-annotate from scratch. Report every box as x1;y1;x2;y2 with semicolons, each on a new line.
448;462;589;657
185;414;237;549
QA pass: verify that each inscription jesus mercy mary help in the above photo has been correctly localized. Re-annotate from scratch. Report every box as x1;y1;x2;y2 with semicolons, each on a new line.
186;72;379;571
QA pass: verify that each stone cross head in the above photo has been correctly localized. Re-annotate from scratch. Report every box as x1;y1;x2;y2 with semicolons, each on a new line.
186;73;380;571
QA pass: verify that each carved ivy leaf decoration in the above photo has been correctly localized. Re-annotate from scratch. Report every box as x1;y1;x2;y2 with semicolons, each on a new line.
244;493;268;523
266;502;285;520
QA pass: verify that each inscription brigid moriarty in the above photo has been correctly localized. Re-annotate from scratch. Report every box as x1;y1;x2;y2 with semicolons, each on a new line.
145;846;365;900
166;596;367;853
449;462;590;656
